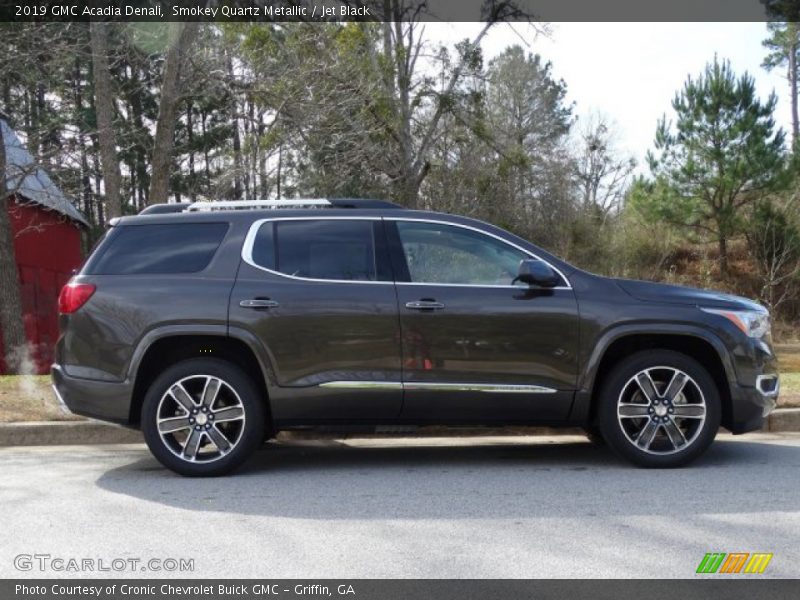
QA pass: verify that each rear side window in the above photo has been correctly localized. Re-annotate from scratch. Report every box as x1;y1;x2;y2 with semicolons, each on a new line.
87;223;228;275
250;219;386;282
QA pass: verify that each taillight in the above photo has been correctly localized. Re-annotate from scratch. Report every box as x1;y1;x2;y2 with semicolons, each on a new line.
58;283;96;314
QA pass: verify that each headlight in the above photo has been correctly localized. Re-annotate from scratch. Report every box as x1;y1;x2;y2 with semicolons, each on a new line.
701;308;771;338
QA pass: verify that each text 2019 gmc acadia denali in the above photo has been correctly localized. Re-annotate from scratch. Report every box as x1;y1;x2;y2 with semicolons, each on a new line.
51;199;780;476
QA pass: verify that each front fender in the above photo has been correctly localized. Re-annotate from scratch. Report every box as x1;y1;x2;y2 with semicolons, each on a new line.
569;323;736;423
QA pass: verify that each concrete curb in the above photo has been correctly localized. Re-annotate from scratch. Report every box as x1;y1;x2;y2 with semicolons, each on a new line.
0;421;142;446
767;408;800;432
0;409;799;446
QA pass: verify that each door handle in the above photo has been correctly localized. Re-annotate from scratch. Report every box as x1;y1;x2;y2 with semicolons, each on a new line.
405;300;445;311
240;299;280;309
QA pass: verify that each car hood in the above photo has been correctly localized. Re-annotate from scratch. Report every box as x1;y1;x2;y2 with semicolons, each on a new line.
614;278;765;311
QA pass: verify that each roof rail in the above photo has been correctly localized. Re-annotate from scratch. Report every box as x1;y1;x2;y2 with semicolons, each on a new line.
139;199;403;216
185;199;331;211
139;203;192;215
184;198;402;212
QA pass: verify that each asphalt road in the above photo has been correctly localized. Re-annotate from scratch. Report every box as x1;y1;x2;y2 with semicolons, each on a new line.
2;432;800;579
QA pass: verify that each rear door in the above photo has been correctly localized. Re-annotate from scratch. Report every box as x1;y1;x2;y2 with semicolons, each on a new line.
229;217;402;422
387;218;579;422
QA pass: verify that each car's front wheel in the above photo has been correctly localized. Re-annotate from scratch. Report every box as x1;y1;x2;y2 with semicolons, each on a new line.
141;358;266;476
597;350;721;468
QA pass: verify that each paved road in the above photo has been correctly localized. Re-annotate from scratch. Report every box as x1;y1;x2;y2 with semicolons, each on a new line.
2;433;800;579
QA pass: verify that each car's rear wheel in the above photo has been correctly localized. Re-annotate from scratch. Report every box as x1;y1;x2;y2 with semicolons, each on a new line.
597;350;721;468
141;358;265;476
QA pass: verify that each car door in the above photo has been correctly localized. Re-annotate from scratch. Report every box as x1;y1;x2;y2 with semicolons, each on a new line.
387;218;579;422
229;217;403;422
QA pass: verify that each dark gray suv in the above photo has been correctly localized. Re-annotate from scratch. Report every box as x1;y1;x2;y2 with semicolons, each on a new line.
52;199;780;475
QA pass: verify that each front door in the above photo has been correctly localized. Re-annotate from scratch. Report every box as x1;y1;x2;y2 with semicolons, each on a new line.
229;217;402;422
387;219;579;422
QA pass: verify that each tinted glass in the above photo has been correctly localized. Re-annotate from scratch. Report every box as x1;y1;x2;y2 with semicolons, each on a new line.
262;220;378;281
89;223;228;275
396;221;529;286
251;222;276;270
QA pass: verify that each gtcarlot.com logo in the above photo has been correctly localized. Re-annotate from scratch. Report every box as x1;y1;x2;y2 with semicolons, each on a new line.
14;553;194;573
696;552;773;574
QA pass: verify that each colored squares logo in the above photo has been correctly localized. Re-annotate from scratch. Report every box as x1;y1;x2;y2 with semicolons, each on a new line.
696;553;773;574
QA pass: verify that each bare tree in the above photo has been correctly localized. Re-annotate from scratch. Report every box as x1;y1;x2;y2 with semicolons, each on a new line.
574;113;636;218
0;118;28;373
746;198;800;313
376;13;492;207
149;22;198;205
90;21;123;219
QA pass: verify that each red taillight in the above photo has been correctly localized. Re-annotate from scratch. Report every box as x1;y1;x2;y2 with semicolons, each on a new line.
58;283;96;314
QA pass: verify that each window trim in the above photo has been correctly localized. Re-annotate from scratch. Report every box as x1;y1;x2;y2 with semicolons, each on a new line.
386;217;572;290
241;216;572;290
241;216;393;285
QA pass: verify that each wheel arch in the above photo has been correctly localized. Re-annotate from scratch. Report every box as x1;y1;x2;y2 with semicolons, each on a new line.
573;325;736;431
128;327;276;430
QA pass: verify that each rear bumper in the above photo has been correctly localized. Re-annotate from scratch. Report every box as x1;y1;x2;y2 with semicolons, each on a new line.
51;364;134;427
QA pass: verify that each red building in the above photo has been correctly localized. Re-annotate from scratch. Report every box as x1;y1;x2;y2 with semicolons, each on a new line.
1;118;88;374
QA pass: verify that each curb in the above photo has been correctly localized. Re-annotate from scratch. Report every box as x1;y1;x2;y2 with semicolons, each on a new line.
1;409;799;447
767;408;800;432
0;421;142;446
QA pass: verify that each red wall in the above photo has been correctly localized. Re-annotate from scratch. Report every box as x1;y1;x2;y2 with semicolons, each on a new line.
0;197;84;374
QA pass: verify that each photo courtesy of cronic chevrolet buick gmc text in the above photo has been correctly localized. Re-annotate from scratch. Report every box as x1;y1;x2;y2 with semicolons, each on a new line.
51;199;780;476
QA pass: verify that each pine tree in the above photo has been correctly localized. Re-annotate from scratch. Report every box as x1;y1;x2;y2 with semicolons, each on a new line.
645;58;786;277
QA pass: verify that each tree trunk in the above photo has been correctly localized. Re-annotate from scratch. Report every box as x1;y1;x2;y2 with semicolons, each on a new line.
0;126;28;373
791;37;799;149
187;101;195;202
718;235;729;278
149;23;198;205
89;22;123;219
227;55;243;200
276;144;282;200
258;111;267;199
129;77;148;209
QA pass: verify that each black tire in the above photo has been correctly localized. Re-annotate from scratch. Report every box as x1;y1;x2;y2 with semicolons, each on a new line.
583;426;605;446
141;358;266;476
597;350;721;468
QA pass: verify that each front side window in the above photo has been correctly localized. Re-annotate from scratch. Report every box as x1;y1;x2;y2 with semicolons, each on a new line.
251;219;381;282
395;221;531;286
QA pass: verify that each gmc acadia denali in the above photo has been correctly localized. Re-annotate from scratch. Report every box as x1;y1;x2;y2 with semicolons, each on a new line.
52;199;780;475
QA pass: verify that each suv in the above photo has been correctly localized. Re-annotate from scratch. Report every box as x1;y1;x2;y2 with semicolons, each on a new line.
52;199;779;476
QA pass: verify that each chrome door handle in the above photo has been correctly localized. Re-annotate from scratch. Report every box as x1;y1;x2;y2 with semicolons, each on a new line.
240;299;279;309
405;300;445;310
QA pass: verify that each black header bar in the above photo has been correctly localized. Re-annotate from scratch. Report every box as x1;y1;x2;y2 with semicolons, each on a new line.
0;0;779;23
4;579;800;600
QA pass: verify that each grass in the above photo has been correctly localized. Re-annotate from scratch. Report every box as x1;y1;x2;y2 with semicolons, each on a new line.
1;347;799;423
0;375;81;423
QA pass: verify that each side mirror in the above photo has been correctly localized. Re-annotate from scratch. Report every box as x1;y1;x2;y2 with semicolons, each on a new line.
514;259;560;288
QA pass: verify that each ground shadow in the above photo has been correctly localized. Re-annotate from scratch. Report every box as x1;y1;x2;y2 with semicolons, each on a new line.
95;435;800;520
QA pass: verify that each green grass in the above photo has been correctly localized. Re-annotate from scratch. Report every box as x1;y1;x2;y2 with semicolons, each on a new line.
782;372;800;394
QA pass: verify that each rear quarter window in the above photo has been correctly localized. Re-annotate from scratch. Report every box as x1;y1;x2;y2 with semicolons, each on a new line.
86;223;229;275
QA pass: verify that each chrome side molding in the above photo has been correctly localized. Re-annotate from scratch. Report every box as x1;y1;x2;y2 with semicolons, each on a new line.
318;381;557;394
319;381;404;391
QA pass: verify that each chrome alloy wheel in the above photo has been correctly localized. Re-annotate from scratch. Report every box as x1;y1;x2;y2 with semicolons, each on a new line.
156;375;246;463
616;366;707;455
